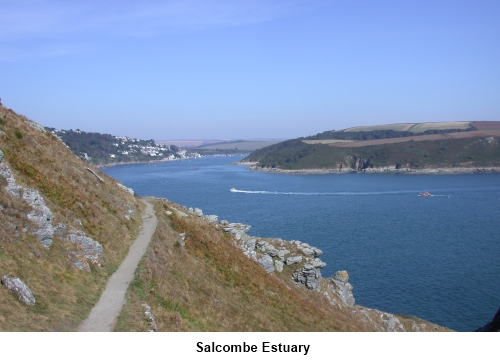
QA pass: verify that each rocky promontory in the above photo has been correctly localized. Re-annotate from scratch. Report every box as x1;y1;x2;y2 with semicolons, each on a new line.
159;203;450;332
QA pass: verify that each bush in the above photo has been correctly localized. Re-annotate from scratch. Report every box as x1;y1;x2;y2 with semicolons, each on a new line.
14;130;23;139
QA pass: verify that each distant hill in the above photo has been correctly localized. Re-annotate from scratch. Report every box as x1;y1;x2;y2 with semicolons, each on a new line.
189;140;283;155
243;122;500;172
46;128;200;165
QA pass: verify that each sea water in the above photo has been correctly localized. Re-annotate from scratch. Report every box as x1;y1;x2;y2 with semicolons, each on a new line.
103;155;500;331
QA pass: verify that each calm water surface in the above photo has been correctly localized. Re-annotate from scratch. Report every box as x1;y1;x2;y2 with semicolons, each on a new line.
103;155;500;331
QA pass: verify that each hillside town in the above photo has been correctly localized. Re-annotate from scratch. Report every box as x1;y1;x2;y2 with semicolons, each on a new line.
46;128;201;165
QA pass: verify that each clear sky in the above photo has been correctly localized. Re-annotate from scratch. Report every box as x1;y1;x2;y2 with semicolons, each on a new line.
1;0;499;140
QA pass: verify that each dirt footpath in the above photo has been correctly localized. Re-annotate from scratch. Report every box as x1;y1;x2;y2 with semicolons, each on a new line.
78;199;158;332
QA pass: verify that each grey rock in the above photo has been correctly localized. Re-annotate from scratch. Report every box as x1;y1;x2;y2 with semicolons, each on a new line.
142;303;158;332
22;117;46;133
311;258;327;269
86;168;105;183
274;259;284;272
205;214;218;223
292;263;322;291
171;207;188;217
22;188;54;247
329;270;355;306
379;312;404;332
68;231;103;271
0;149;3;162
244;250;257;261
256;240;268;250
0;163;54;247
332;270;349;283
194;208;203;217
117;183;134;195
345;155;369;170
243;238;256;251
0;163;21;197
223;223;251;240
258;254;274;273
125;204;135;220
311;246;323;256
53;223;67;238
301;247;316;256
285;254;302;265
277;248;290;259
265;245;279;257
1;275;36;306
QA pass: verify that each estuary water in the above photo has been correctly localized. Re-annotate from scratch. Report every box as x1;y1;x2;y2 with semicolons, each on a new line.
103;155;500;331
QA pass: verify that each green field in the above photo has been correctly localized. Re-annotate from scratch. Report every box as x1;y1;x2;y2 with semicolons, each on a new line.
407;122;471;133
343;123;415;132
343;122;471;133
195;140;282;151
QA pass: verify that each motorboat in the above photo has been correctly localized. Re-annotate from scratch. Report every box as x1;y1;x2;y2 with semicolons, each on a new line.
418;191;432;197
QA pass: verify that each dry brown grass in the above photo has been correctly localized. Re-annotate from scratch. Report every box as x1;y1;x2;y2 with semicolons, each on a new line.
116;200;378;331
0;105;144;330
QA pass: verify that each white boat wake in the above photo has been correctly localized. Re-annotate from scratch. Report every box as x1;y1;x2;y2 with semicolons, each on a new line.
229;188;433;196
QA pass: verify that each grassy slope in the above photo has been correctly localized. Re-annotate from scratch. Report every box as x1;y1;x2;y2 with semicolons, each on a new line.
115;200;449;332
0;106;143;331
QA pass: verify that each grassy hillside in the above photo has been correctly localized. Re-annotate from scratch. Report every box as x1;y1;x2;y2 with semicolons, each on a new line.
244;123;500;171
0;105;143;330
46;128;199;165
185;140;282;156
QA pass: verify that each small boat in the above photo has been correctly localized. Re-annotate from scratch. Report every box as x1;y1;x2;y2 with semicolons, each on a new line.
230;188;237;192
418;191;432;197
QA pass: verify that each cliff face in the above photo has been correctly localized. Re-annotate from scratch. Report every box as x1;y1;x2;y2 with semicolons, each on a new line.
1;105;449;331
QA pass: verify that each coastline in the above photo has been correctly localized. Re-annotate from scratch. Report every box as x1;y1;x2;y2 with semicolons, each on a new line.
95;158;186;169
247;165;500;175
96;154;247;169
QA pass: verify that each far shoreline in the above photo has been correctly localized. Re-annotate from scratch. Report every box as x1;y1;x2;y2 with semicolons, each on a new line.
96;154;248;169
245;165;500;175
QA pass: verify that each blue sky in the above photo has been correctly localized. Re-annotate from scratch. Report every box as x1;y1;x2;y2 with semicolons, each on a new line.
1;0;499;140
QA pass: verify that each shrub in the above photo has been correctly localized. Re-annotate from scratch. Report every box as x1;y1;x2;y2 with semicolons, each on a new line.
14;130;23;139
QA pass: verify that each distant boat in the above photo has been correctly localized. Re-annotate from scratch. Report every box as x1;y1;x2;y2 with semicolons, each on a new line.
418;191;432;197
230;188;237;192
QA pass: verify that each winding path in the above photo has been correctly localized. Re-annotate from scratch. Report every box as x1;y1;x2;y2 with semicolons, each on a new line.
78;199;158;332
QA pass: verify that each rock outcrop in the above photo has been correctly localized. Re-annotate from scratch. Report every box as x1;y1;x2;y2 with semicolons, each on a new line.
328;270;355;306
345;155;370;171
1;159;54;247
475;307;500;332
1;275;36;306
117;183;134;195
68;231;104;271
142;303;158;332
0;156;103;270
